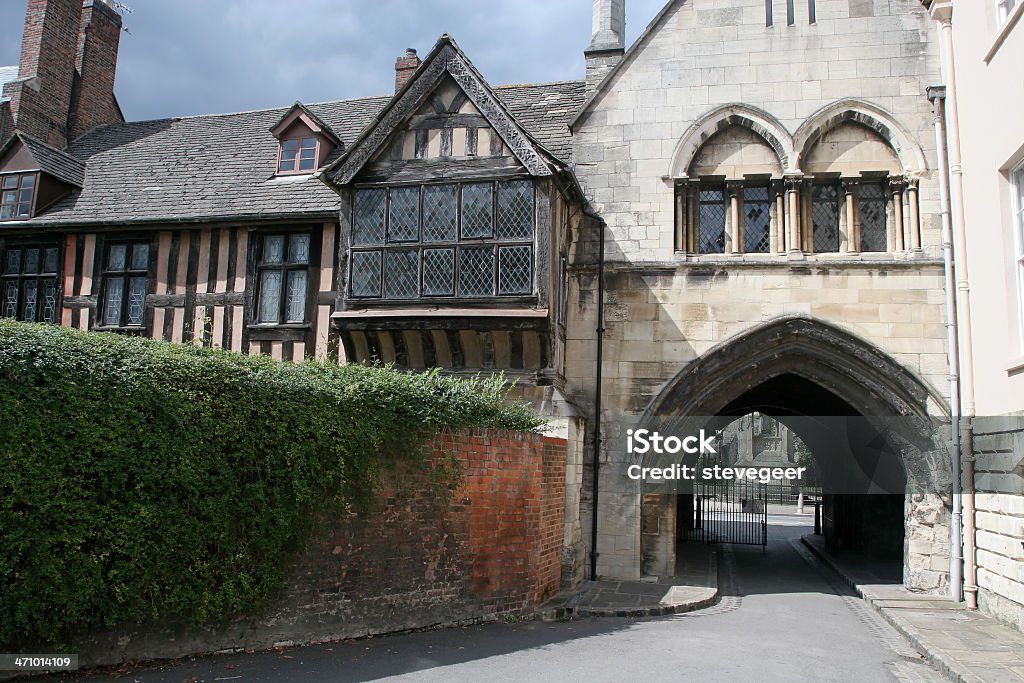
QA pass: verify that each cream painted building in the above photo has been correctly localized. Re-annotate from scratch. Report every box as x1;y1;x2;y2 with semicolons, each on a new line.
924;0;1024;632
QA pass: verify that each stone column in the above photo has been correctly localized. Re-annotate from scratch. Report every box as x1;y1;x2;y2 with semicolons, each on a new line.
890;176;907;252
785;177;802;254
674;182;686;253
907;178;921;251
727;180;743;254
841;178;858;254
771;179;786;253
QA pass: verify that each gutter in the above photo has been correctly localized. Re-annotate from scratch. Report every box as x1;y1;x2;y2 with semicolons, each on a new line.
927;85;964;604
933;9;979;610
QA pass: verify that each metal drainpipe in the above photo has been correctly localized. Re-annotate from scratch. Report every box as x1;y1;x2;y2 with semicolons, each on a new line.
936;11;980;610
928;85;963;603
583;207;606;581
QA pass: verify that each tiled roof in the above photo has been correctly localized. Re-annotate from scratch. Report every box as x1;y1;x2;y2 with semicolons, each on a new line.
18;134;87;187
494;81;586;162
16;80;584;227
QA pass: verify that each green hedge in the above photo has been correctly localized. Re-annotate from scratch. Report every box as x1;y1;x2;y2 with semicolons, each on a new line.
0;320;541;646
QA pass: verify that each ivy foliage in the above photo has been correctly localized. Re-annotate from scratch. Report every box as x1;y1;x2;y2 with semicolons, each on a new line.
0;320;542;646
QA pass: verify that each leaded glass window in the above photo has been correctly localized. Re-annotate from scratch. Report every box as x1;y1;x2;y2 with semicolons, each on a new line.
698;189;726;254
350;181;535;300
461;183;494;239
811;184;840;253
0;243;58;323
423;185;458;242
497;246;532;295
388;187;420;242
255;232;312;324
459;247;493;296
422;248;455;296
858;182;888;252
743;186;771;253
384;249;419;299
350;251;382;298
353;189;386;245
497;180;534;240
101;239;149;327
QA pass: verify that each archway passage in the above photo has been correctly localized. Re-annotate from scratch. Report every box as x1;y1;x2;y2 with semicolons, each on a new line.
640;316;952;591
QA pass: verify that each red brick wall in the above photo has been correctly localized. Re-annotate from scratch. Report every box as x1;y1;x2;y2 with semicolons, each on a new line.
288;429;568;629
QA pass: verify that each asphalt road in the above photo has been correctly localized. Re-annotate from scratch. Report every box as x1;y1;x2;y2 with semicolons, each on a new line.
43;517;948;683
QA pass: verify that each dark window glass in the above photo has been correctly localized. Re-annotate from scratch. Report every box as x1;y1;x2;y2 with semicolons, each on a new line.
255;232;311;324
350;250;383;298
0;173;36;219
101;240;149;327
459;246;494;297
388;187;420;242
278;137;318;173
811;184;841;252
497;245;532;295
423;184;458;242
0;245;60;321
858;182;888;252
353;189;386;245
383;248;419;299
461;183;493;239
350;181;533;300
698;189;726;254
743;186;771;253
422;248;455;296
496;180;534;240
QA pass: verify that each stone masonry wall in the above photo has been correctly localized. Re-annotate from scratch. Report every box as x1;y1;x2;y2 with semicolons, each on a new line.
69;429;567;668
972;418;1024;632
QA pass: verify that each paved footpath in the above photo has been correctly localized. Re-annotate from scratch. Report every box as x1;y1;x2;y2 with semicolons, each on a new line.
803;533;1024;683
40;517;949;683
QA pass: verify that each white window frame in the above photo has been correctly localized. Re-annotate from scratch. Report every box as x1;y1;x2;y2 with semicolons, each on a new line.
1012;164;1024;352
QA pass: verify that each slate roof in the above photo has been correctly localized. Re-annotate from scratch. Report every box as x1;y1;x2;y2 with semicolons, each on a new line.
16;133;87;187
9;79;585;228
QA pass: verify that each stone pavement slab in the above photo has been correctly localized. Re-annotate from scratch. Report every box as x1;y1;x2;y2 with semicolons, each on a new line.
539;544;718;619
803;534;1024;683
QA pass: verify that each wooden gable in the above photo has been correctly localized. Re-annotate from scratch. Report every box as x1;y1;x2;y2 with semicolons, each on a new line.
324;36;558;187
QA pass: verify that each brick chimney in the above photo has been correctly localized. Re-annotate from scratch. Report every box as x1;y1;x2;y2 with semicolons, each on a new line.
395;48;421;93
2;0;84;148
68;0;124;139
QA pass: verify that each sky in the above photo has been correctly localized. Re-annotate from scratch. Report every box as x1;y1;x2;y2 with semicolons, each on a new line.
0;0;667;122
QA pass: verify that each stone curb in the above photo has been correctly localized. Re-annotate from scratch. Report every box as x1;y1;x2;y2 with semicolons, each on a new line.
799;535;970;683
537;548;719;620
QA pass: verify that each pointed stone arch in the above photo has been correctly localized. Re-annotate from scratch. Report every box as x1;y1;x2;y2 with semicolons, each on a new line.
646;315;947;420
669;104;795;178
793;99;928;176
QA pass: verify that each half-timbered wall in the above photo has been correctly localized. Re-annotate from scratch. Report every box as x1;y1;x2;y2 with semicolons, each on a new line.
52;223;341;363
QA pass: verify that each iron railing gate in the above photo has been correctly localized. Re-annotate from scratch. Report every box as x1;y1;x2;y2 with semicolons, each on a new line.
692;479;768;548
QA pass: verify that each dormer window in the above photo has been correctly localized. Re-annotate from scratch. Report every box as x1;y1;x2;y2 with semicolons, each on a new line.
1;173;36;219
270;102;341;177
278;137;318;174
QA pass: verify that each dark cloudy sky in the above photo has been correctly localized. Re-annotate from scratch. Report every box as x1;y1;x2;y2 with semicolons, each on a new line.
0;0;666;122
